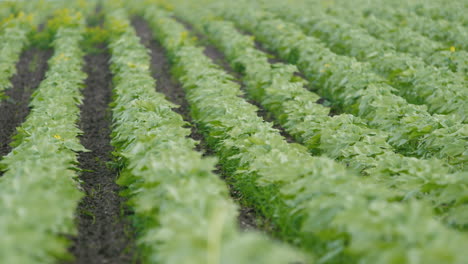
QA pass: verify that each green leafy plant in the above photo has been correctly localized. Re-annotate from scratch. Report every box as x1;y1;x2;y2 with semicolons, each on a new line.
306;0;468;78
0;13;33;99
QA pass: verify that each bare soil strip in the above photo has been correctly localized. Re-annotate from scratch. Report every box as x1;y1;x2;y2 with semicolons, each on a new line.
67;48;137;264
132;17;262;231
0;48;52;166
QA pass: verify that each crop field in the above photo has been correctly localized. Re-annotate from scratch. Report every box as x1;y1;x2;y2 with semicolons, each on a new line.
0;0;467;263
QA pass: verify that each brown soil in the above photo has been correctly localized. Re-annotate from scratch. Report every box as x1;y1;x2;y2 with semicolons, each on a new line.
67;47;137;264
0;48;52;168
132;17;262;231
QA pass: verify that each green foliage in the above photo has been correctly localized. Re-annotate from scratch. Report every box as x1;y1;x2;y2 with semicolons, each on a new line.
0;13;33;98
375;5;468;51
263;0;467;121
0;0;99;96
314;1;468;79
216;2;467;167
143;6;468;264
0;0;466;263
0;18;86;263
105;7;304;264
170;4;468;228
33;9;85;48
408;0;468;26
81;26;110;53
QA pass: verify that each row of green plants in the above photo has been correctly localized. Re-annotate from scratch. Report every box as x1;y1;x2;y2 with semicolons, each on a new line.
214;1;467;168
377;0;468;29
353;1;468;51
168;1;468;229
141;5;468;263
104;6;303;263
0;11;87;263
260;0;467;121
303;0;467;79
415;4;468;26
0;13;34;99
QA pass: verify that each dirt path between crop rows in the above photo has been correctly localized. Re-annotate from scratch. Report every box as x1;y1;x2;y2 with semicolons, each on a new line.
132;17;263;231
67;48;137;264
0;48;52;170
